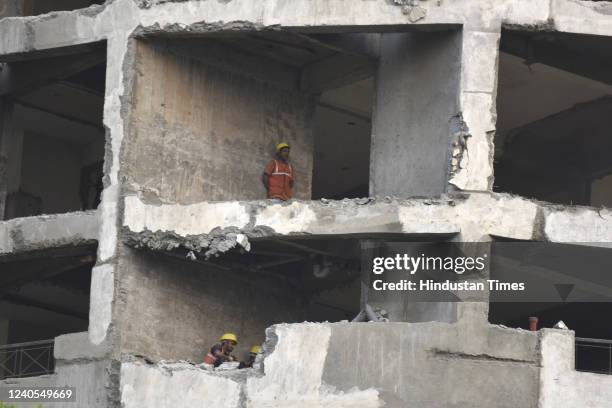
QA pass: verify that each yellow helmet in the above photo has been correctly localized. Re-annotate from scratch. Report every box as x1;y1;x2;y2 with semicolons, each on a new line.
276;142;290;152
250;345;262;354
219;333;238;344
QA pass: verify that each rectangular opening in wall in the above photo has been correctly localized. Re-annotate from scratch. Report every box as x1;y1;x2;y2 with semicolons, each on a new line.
126;27;461;203
495;29;612;207
1;41;106;220
119;235;374;362
0;244;95;379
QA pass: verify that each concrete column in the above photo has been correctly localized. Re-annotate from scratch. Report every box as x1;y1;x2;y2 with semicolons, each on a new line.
449;30;500;191
369;30;462;198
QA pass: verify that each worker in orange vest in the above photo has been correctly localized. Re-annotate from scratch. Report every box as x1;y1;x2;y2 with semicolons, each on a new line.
204;333;238;367
262;142;294;202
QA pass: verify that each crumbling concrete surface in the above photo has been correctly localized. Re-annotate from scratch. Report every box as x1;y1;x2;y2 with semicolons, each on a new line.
123;225;273;259
120;321;540;408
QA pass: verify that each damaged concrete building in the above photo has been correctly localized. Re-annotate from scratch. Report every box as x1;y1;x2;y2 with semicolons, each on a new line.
2;0;612;406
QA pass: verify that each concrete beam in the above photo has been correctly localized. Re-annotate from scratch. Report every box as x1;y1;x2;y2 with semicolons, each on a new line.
501;32;612;86
0;210;99;255
122;192;541;242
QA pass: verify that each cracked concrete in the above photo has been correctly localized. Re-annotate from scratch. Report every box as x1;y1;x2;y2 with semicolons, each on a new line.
3;0;612;406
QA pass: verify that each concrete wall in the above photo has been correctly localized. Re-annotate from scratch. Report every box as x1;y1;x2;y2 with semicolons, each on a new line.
114;246;307;362
0;332;112;408
120;321;540;408
123;39;314;204
539;329;612;408
370;30;462;198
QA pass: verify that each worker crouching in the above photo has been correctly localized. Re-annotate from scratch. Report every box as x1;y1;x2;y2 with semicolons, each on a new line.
204;333;238;367
239;345;262;369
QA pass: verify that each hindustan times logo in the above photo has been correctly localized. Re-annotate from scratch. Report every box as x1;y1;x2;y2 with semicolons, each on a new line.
372;253;488;275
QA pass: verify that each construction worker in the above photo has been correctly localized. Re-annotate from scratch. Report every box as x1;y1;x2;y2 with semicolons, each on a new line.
204;333;238;367
239;345;262;369
262;142;294;202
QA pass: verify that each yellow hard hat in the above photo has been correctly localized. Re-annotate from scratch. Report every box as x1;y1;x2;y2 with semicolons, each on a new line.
219;333;238;344
276;142;290;152
250;345;262;354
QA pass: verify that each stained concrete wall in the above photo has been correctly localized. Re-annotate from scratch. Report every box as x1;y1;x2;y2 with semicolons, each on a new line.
120;321;540;408
539;329;612;408
370;30;462;198
114;246;307;362
123;39;314;204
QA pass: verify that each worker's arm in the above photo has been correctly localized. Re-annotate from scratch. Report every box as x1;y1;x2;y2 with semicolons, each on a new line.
262;173;269;189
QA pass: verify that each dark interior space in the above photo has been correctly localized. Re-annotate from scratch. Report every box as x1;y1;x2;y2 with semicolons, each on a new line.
488;240;612;374
21;0;105;16
130;31;377;203
311;74;374;199
1;42;106;220
155;236;366;323
495;29;612;206
0;244;95;379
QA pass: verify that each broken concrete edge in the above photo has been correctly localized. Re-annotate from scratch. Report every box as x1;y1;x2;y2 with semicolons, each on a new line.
115;321;566;402
448;112;471;179
131;19;281;38
121;225;278;259
0;209;99;255
501;17;557;33
121;192;612;244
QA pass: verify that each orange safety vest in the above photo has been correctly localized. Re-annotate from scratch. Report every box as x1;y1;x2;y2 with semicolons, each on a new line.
204;353;217;365
265;159;294;200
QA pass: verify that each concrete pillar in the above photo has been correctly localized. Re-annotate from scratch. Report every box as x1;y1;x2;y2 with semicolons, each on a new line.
369;30;462;198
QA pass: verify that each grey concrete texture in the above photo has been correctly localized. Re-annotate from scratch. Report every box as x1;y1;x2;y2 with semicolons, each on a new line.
54;331;112;361
3;0;612;406
370;30;462;197
0;210;98;254
0;360;113;408
122;38;314;204
113;246;306;362
119;321;541;408
123;192;612;244
320;322;539;408
539;329;612;408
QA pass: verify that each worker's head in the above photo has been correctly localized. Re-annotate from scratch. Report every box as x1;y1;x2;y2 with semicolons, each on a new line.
249;345;262;355
276;142;290;160
219;333;238;351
